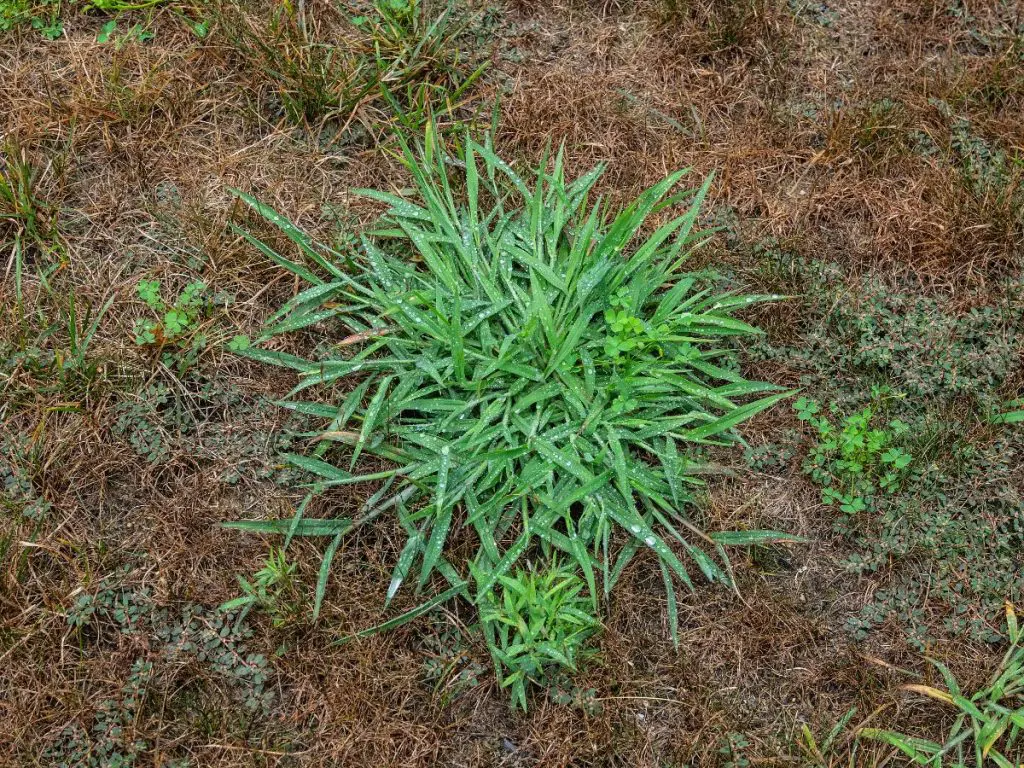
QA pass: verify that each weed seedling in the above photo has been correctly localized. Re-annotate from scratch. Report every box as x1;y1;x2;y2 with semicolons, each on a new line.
132;278;209;372
478;562;601;711
718;731;752;768
96;18;155;46
795;389;913;513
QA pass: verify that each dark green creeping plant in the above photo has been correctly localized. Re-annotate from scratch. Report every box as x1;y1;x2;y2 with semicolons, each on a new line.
226;130;799;704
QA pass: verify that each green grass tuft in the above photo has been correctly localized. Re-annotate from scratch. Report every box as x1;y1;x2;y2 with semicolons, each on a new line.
860;602;1024;765
229;130;798;706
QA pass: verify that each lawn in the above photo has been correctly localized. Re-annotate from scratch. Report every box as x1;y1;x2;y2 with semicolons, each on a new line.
1;0;1022;765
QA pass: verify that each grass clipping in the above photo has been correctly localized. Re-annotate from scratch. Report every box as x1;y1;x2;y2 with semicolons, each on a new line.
228;131;799;704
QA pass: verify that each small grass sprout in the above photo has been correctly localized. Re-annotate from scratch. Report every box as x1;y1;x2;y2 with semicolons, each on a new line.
2;141;63;307
797;707;859;766
220;547;302;628
479;561;601;711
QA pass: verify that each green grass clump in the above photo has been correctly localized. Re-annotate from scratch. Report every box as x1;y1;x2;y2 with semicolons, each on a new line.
220;547;304;628
219;0;488;134
229;131;796;707
2;286;115;407
481;562;601;711
861;603;1024;766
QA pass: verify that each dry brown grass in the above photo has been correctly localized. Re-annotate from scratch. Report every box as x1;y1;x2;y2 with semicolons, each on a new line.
2;0;1022;764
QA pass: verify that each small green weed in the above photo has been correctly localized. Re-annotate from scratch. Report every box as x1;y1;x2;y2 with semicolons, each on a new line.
133;278;205;344
132;278;210;372
0;0;62;37
2;286;116;406
52;291;115;390
479;562;601;711
95;16;154;45
860;604;1024;766
219;547;303;628
795;390;913;514
601;285;673;361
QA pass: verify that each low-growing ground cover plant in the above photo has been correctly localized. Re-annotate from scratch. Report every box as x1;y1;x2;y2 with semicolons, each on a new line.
45;571;275;765
795;388;914;514
226;132;800;707
751;255;1024;646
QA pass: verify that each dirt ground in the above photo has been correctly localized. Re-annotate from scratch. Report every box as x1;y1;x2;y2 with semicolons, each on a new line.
2;0;1022;765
